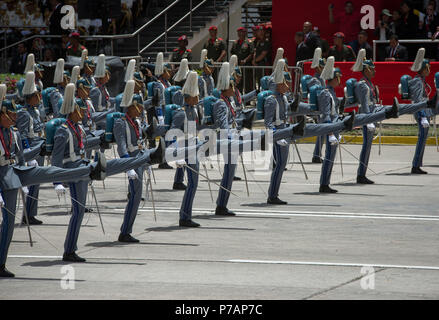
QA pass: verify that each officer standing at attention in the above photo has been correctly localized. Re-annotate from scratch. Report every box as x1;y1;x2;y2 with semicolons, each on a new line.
252;25;271;88
231;27;254;92
171;35;192;71
16;72;45;225
203;26;227;63
113;80;155;243
198;49;215;100
328;32;356;62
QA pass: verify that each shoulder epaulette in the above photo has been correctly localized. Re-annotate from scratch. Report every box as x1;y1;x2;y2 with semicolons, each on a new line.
61;124;68;128
12;127;18;131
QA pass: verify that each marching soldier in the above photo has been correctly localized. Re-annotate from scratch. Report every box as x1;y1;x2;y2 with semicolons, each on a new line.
169;71;202;227
51;83;165;262
0;84;106;277
409;48;433;175
198;49;215;99
90;54;115;112
16;72;46;225
231;27;253;92
113;80;155;242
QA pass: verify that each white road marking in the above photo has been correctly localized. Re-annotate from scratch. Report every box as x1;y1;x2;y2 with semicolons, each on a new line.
115;207;439;222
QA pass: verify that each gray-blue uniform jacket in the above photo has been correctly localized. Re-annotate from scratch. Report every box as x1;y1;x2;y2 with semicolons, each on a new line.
16;104;45;150
0;127;25;191
318;86;339;123
48;88;63;118
355;78;377;114
213;96;235;131
264;92;288;129
90;84;115;112
409;75;432;118
113;115;149;158
233;88;257;110
198;73;214;99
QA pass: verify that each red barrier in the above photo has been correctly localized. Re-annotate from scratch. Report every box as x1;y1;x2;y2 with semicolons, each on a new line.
302;62;439;105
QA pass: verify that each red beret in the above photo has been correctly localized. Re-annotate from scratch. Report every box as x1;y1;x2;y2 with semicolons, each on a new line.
69;32;80;38
334;32;345;38
237;27;246;32
178;35;187;41
209;26;218;31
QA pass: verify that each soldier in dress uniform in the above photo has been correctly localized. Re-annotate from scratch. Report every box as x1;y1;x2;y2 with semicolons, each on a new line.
66;32;87;57
203;26;227;63
51;83;165;262
113;80;156;243
0;84;107;277
16;72;46;225
90;54;115;113
198;49;215;100
409;48;434;175
171;35;192;72
80;49;97;88
252;25;271;89
328;32;356;62
231;27;254;92
23;53;44;91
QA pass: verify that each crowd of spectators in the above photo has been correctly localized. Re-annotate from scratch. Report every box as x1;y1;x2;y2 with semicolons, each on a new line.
295;0;439;64
2;0;149;73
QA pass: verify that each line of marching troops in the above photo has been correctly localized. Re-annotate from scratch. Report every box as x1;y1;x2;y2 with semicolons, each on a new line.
0;44;437;278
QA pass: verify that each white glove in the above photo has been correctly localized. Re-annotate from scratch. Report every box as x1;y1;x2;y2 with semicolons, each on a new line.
176;159;186;168
27;160;38;167
21;187;29;196
276;139;289;146
126;169;138;180
366;123;376;131
421;117;430;128
328;134;339;146
0;194;4;207
55;184;66;196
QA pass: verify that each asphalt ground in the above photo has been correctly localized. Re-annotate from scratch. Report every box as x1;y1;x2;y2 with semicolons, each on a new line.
1;143;439;300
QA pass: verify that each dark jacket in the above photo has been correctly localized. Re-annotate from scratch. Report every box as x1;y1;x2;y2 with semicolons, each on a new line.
384;44;409;61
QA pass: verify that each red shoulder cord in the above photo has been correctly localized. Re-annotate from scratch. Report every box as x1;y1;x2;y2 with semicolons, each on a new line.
66;119;84;150
221;94;236;117
0;128;12;158
125;114;140;140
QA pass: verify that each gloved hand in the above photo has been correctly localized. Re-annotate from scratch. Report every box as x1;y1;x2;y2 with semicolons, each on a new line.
127;169;138;180
421;117;430;128
55;184;66;196
176;159;186;168
328;134;339;146
366;123;376;131
0;193;4;207
27;160;38;167
21;187;29;196
276;139;289;146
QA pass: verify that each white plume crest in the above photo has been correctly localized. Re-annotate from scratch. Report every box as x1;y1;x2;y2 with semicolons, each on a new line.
229;55;238;75
311;48;322;69
121;80;135;107
60;83;76;115
53;58;65;84
70;66;80;85
80;49;88;69
125;59;136;82
200;49;208;68
173;58;189;82
95;54;106;78
352;49;366;72
273;59;286;84
216;62;231;91
24;53;35;73
272;48;284;69
0;84;7;103
23;71;37;96
155;52;164;76
182;71;199;97
320;56;335;81
411;48;426;72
